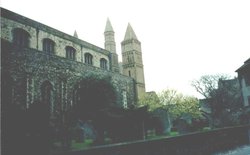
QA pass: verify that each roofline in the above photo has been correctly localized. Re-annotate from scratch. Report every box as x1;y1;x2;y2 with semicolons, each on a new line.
235;57;250;72
1;7;110;56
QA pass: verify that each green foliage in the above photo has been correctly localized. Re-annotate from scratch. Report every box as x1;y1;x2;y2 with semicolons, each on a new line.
176;96;202;119
202;127;211;132
146;131;179;140
168;131;179;136
78;75;117;107
71;139;93;150
138;89;202;121
138;91;160;111
158;89;201;120
74;75;117;118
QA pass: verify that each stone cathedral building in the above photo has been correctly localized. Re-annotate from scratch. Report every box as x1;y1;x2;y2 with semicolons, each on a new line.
1;8;146;116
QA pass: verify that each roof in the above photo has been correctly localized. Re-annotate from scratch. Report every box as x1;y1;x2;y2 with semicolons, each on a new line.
236;58;250;72
74;30;78;38
123;23;138;41
1;7;110;56
104;18;114;32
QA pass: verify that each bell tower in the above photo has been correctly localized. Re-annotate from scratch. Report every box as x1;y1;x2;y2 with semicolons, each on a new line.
121;23;145;99
104;18;119;72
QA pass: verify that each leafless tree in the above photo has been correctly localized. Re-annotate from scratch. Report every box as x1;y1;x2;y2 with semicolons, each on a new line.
191;74;243;127
191;74;229;99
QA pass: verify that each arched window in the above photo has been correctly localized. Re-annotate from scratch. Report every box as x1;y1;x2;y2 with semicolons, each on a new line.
65;46;76;60
84;53;93;65
12;28;30;47
100;58;108;69
41;81;53;114
43;38;55;54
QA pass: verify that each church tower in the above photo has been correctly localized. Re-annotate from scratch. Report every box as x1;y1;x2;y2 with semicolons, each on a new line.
121;23;146;99
104;18;119;72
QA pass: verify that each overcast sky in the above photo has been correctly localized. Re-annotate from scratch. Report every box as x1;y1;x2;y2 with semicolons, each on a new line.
1;0;250;98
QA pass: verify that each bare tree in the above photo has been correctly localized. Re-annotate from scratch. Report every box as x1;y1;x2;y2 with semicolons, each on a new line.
191;74;229;98
191;74;243;127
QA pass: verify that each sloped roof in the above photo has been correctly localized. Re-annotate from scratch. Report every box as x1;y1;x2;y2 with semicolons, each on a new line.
123;23;138;41
1;8;111;55
104;18;114;32
236;58;250;72
74;30;78;38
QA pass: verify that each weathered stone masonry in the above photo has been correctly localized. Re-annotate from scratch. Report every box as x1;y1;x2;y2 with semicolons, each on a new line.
1;8;138;116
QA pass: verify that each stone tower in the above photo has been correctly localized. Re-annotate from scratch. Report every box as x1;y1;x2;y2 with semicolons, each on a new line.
121;23;146;99
104;18;119;72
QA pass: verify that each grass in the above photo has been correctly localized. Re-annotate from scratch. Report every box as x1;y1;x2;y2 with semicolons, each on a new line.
168;131;179;136
69;131;180;150
201;127;211;132
146;131;179;140
71;139;93;150
71;138;112;150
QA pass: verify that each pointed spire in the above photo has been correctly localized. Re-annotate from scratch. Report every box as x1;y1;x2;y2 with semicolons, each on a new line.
124;23;138;41
105;18;114;32
73;30;78;38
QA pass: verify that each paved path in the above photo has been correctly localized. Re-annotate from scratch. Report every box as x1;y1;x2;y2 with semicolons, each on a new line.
214;145;250;155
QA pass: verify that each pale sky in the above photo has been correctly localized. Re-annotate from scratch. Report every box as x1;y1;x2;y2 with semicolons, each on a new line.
1;0;250;98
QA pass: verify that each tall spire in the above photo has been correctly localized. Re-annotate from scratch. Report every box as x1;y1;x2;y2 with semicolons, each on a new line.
124;23;138;41
121;22;145;99
104;18;119;72
105;18;114;32
104;18;116;53
73;30;78;38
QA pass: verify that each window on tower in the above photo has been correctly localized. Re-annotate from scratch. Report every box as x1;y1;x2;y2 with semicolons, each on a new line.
128;70;131;77
84;53;93;65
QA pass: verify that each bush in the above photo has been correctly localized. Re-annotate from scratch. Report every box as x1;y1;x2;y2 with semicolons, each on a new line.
202;127;211;132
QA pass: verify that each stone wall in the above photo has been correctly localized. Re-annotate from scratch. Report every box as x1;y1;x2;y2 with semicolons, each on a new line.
240;78;250;107
52;125;250;155
1;7;137;115
1;8;110;69
2;41;136;112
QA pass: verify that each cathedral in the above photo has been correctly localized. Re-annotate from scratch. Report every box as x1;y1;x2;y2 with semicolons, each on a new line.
1;8;146;116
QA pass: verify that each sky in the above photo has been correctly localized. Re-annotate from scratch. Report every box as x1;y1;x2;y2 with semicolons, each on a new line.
1;0;250;98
